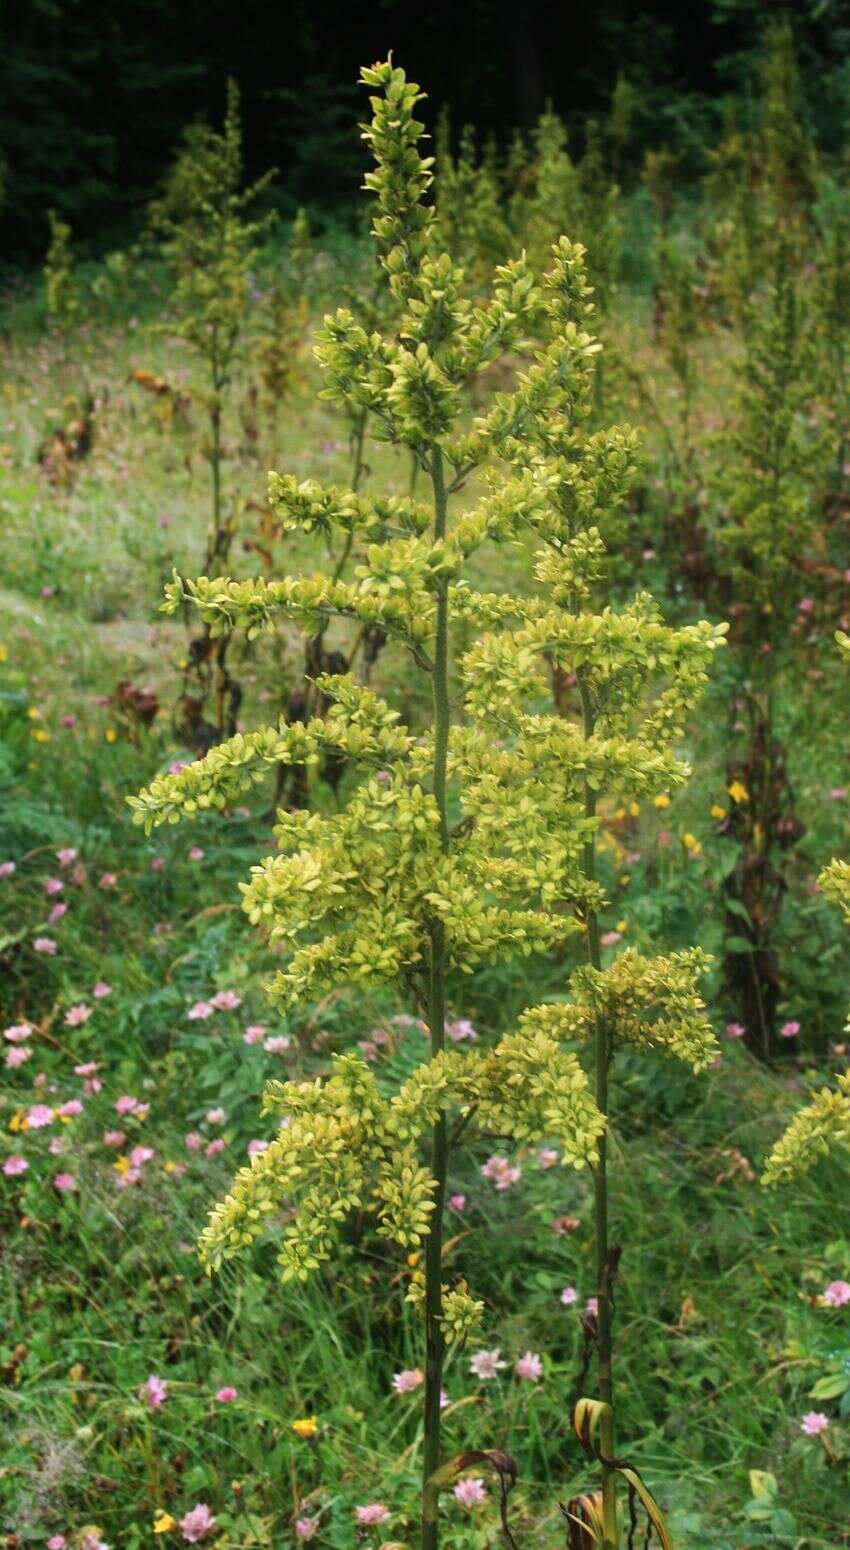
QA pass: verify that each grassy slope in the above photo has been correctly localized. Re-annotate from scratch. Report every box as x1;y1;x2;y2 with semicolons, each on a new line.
0;249;848;1548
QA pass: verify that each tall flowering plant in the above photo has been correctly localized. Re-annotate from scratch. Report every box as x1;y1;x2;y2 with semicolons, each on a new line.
132;59;724;1550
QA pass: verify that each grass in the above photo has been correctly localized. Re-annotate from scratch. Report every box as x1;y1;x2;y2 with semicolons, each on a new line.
1;234;849;1549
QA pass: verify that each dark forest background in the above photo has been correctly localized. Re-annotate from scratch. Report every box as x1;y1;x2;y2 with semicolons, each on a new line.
2;0;849;263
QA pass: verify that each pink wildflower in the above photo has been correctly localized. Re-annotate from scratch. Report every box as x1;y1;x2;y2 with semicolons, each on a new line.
49;1137;65;1155
823;1280;850;1307
515;1351;543;1382
725;1021;746;1039
354;1505;390;1526
205;1107;226;1125
129;1146;154;1168
780;1020;801;1038
585;1296;599;1316
6;1045;31;1067
205;1138;225;1157
34;937;57;954
150;856;166;872
75;1061;99;1076
243;1024;266;1044
454;1477;486;1508
64;1004;92;1027
27;1104;54;1128
211;989;241;1011
800;1411;829;1436
392;1368;424;1394
188;847;204;861
115;1095;140;1115
560;1285;578;1305
45;877;63;896
264;1035;290;1053
103;1130;125;1148
0;861;16;877
180;1505;216;1543
215;1385;238;1403
481;1154;522;1190
538;1148;559;1169
247;1139;269;1157
53;1173;76;1192
449;1193;466;1211
5;1023;32;1042
93;981;112;999
48;902;67;924
56;848;77;866
469;1349;506;1380
58;1099;83;1117
47;1537;67;1548
98;872;117;889
446;1017;478;1042
188;1001;214;1021
295;1520;317;1540
185;1132;203;1152
3;1155;28;1176
140;1373;168;1408
829;788;847;801
600;930;622;948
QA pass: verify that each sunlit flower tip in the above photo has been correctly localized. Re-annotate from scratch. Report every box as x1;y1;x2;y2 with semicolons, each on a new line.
0;861;16;877
26;1105;54;1129
823;1280;850;1307
179;1503;216;1542
800;1411;829;1436
247;1139;269;1157
243;1024;266;1044
653;793;670;809
537;1148;559;1169
727;780;749;804
515;1351;543;1382
392;1368;423;1394
34;937;58;954
205;1108;226;1125
153;1513;177;1534
5;1023;32;1042
188;847;205;861
295;1519;317;1540
215;1386;238;1403
93;981;112;999
53;1173;76;1192
710;804;727;820
454;1477;486;1508
725;1021;746;1039
211;989;242;1011
140;1374;168;1408
188;1002;214;1021
560;1285;578;1305
469;1348;506;1380
448;1193;466;1211
64;1004;92;1027
3;1155;28;1176
291;1416;318;1438
263;1035;290;1053
354;1504;390;1525
780;1020;800;1038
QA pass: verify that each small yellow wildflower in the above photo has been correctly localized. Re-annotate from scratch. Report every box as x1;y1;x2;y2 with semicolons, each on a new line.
31;729;51;743
629;801;640;817
727;780;749;804
653;793;671;809
292;1416;318;1438
710;804;727;820
616;920;628;934
0;644;7;662
27;706;41;720
163;1159;178;1174
682;832;702;856
407;1250;420;1268
153;1513;177;1535
9;1111;26;1132
104;728;117;743
614;806;625;820
619;873;631;886
114;1154;131;1176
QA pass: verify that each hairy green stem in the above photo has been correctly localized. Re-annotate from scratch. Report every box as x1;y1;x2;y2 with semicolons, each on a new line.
422;444;450;1550
579;673;618;1550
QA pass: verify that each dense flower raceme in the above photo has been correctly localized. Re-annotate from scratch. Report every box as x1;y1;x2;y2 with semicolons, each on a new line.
130;59;723;1331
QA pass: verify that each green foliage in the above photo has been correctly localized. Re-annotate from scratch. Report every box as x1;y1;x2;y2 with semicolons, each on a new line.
44;210;78;331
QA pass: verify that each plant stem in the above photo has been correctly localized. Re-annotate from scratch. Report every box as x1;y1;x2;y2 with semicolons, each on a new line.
422;444;450;1550
579;673;618;1550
